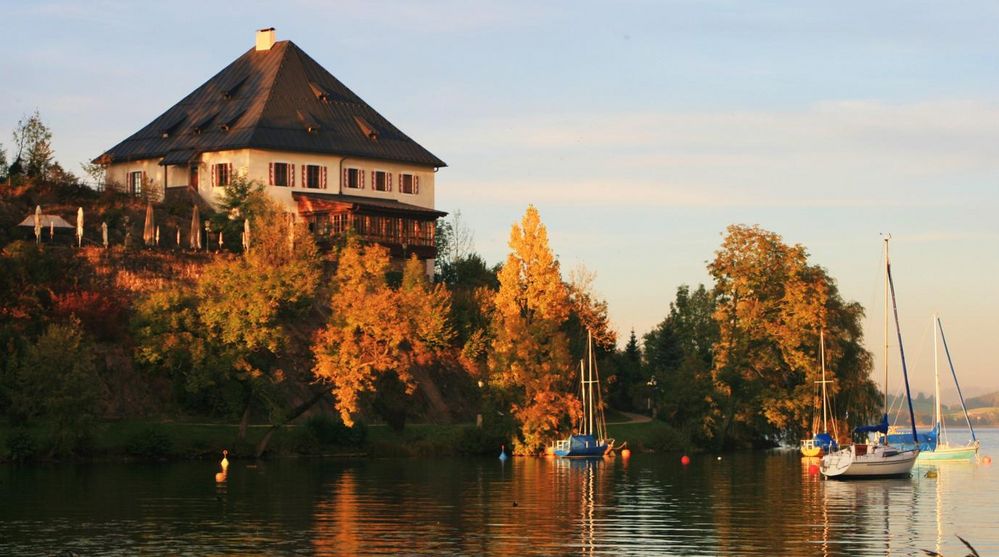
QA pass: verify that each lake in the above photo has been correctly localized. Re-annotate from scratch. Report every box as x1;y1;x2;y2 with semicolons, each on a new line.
2;429;997;556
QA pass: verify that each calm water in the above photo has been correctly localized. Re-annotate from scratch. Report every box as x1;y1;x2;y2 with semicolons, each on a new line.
2;430;998;556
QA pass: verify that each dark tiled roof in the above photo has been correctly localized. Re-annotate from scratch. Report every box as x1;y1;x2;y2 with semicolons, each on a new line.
97;41;446;168
293;191;447;218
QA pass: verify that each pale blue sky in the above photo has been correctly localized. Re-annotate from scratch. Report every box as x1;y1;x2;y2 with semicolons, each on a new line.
3;1;997;398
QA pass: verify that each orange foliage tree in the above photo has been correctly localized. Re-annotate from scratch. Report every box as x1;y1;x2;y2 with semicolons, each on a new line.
312;241;453;427
708;224;877;448
489;206;578;454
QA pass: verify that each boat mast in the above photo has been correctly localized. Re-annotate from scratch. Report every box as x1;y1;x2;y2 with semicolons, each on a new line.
937;317;977;442
587;329;595;437
820;329;828;432
933;314;941;436
885;240;920;444
883;236;890;415
580;359;587;435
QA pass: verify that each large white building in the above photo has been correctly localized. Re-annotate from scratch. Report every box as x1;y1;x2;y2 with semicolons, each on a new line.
96;28;446;264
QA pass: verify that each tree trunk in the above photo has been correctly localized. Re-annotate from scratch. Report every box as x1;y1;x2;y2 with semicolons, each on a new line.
238;399;251;441
254;388;329;458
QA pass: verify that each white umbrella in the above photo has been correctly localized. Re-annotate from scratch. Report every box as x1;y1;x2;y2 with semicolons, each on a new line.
76;207;84;247
155;225;161;246
190;205;201;250
34;205;41;245
101;221;108;248
243;217;251;251
143;202;155;246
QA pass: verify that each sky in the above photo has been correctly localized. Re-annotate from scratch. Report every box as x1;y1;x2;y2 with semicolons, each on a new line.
3;0;997;400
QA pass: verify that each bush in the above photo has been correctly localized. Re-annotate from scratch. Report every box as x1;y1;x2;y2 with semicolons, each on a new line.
5;429;37;462
303;414;367;447
125;426;174;459
456;425;509;456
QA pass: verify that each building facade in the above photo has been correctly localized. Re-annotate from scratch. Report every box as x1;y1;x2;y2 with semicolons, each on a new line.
96;28;446;268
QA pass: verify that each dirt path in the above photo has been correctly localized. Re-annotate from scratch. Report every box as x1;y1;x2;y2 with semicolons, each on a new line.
607;411;653;425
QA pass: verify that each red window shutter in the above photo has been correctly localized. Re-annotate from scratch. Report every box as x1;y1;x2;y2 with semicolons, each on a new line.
228;163;233;185
269;163;274;186
415;175;420;195
387;173;392;192
211;164;216;187
360;170;365;189
290;164;295;187
322;166;327;189
343;168;348;189
141;170;146;189
302;165;306;188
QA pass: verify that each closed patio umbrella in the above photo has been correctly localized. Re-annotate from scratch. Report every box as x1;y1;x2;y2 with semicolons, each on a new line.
143;202;155;246
76;207;84;247
34;205;41;244
190;205;201;250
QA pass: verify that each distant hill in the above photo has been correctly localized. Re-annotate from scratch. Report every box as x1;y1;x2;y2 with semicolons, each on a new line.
965;391;999;410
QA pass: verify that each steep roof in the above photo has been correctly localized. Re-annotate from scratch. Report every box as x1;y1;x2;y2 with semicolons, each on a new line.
96;41;446;168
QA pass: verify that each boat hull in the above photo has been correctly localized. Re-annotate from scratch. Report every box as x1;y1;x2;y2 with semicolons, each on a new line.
916;442;979;461
554;434;609;458
820;445;919;479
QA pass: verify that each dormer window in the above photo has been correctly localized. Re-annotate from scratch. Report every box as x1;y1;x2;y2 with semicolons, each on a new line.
297;110;320;134
309;82;330;103
222;75;248;100
354;116;378;141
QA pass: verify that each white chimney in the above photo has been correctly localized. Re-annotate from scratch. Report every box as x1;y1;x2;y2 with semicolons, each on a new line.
256;28;276;51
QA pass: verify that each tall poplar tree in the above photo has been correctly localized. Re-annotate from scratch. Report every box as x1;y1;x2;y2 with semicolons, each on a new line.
489;206;577;454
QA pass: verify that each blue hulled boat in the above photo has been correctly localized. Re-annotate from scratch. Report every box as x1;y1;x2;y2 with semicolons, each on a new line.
552;330;614;458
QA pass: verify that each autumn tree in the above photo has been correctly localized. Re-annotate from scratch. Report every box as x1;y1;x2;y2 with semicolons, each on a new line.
708;224;877;448
313;243;453;429
488;205;577;454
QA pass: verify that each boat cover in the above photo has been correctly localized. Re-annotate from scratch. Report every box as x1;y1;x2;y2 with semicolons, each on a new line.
854;414;890;435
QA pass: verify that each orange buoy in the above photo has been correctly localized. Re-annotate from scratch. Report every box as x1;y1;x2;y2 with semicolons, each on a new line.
808;464;819;475
982;455;992;465
621;448;631;459
681;455;691;465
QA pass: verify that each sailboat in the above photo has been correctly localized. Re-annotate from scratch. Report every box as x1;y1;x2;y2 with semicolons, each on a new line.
915;316;980;461
552;330;614;458
821;236;920;478
801;330;840;457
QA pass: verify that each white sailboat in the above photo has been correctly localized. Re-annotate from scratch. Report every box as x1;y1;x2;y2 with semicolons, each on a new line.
800;330;839;457
919;315;980;461
821;237;919;479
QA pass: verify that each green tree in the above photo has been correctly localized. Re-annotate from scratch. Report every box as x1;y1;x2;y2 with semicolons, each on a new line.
12;110;54;179
488;206;577;454
5;322;100;454
644;284;718;439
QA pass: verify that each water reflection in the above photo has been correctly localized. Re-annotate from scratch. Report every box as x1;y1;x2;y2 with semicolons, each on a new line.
2;434;998;555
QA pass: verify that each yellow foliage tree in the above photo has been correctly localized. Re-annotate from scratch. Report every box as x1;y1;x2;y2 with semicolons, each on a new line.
489;206;578;454
709;224;832;446
312;243;453;427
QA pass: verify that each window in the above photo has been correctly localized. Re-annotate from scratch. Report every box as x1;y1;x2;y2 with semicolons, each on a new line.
373;170;389;192
189;165;199;189
271;162;290;187
345;168;362;189
399;173;419;195
128;171;143;196
304;164;324;189
212;163;231;187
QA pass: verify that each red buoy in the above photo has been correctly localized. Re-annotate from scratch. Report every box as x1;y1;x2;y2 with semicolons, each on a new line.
808;464;819;475
983;455;992;465
621;448;631;459
681;455;691;465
